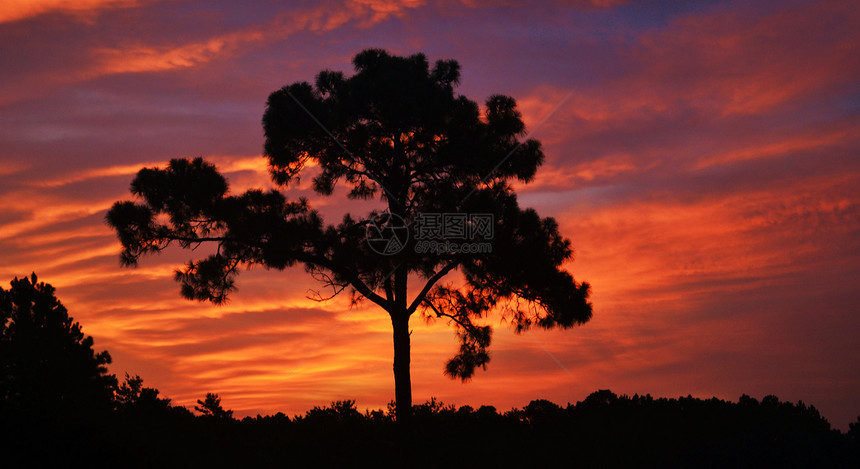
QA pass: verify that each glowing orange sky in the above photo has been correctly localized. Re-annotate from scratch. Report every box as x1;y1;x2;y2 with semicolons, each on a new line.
0;0;858;429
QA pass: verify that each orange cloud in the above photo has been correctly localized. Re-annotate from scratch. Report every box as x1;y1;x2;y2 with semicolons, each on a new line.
515;0;859;145
0;160;29;176
94;30;266;74
518;154;639;192
91;0;426;75
560;169;860;313
0;0;428;107
31;154;268;188
636;0;860;117
694;124;859;169
455;0;625;8
0;192;115;241
350;0;426;23
0;0;145;24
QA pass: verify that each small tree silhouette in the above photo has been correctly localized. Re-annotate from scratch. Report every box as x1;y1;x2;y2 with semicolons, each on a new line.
0;274;117;465
107;49;592;431
195;392;233;419
115;373;173;410
0;273;116;419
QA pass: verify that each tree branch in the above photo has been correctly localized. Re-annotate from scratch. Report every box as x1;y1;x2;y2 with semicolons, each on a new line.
407;261;458;316
296;252;392;311
423;299;469;331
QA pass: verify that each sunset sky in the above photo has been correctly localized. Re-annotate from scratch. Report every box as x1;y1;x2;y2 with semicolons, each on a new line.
1;0;858;429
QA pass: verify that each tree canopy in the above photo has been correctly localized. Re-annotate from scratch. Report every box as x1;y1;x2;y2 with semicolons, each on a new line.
0;273;116;419
0;274;117;465
107;49;592;425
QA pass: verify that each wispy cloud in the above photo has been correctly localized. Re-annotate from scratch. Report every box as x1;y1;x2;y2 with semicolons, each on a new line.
91;0;428;75
93;30;266;74
0;0;147;24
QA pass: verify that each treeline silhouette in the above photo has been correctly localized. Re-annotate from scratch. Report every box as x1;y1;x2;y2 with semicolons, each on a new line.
7;388;860;468
2;274;859;468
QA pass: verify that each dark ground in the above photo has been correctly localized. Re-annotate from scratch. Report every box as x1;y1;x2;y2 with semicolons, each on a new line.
3;390;858;468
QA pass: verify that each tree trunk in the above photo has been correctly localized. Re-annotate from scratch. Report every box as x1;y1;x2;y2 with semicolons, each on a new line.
391;310;412;427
